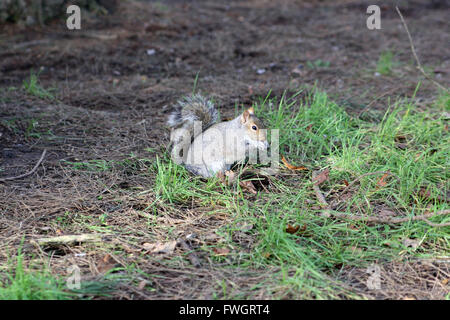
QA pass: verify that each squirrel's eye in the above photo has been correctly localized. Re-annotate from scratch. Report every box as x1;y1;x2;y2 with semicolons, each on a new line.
252;125;257;131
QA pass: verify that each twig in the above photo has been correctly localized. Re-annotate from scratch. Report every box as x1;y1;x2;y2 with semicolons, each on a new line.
396;6;449;93
323;209;450;227
0;149;47;182
32;234;103;247
312;170;329;208
312;170;449;227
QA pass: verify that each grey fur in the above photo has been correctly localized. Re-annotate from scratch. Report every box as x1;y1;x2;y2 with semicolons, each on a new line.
168;94;268;178
168;94;219;167
167;94;218;134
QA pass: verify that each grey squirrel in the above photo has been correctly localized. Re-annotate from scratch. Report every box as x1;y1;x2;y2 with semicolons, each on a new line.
167;94;269;177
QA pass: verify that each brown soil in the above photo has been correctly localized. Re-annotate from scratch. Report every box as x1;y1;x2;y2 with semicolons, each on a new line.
0;0;448;299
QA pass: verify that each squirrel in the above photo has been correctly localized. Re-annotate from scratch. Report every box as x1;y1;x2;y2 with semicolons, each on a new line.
167;94;269;178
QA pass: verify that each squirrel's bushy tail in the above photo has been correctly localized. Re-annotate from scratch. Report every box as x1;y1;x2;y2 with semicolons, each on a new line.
167;94;218;134
168;95;219;164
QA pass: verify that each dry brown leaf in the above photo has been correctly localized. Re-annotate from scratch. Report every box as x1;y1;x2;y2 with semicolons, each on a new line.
343;179;349;187
281;155;308;171
376;172;389;187
441;278;449;285
143;241;177;254
97;254;116;273
286;224;308;235
225;170;237;185
213;247;230;256
239;180;257;194
313;168;330;185
395;142;408;150
286;224;300;234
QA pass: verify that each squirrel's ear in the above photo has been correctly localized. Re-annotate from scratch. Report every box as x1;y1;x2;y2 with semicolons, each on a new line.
241;110;250;123
247;107;254;115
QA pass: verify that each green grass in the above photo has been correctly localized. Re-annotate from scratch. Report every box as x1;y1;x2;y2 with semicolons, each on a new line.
62;157;153;173
155;88;449;299
307;59;330;69
22;71;55;100
0;246;125;300
0;248;71;300
376;51;396;75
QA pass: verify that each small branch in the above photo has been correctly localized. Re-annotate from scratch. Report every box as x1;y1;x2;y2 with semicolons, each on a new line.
312;170;449;227
396;6;449;93
323;209;450;227
0;149;47;182
32;234;103;247
312;170;329;207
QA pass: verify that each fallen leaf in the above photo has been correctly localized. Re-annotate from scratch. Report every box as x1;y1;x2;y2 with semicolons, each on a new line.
376;172;389;188
239;180;257;194
343;179;349;187
97;254;116;273
394;134;407;142
305;124;313;131
143;241;177;254
402;238;420;250
441;278;449;285
281;155;308;171
395;142;408;150
291;65;304;75
203;233;224;242
213;247;230;256
262;252;272;259
313;168;330;185
286;224;300;234
138;280;148;290
225;170;237;185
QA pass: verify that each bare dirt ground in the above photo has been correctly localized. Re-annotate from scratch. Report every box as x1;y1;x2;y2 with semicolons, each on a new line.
0;0;449;299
